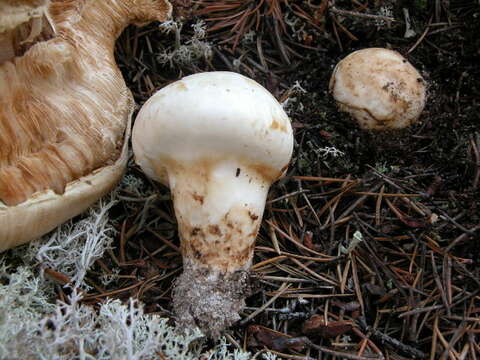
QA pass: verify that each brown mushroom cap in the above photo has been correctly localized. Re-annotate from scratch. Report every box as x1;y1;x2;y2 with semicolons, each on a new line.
329;48;427;130
0;117;131;252
0;0;171;251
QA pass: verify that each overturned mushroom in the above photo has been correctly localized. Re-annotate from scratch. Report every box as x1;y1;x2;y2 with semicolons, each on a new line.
132;71;294;337
0;0;172;252
329;48;427;130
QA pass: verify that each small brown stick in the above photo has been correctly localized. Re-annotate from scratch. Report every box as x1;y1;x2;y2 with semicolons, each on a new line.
351;327;384;356
255;246;337;262
306;338;384;360
272;17;290;65
444;225;480;252
430;316;439;360
329;4;395;23
252;255;288;270
267;189;310;204
357;338;368;357
291;3;325;32
265;350;315;360
470;135;480;189
317;181;358;219
240;283;291;325
146;228;181;253
375;185;385;227
323;176;352;229
350;254;365;315
266;293;353;299
434;317;460;359
458;342;470;360
374;235;412;242
441;322;468;359
359;320;426;359
267;220;330;257
268;221;282;254
471;340;480;358
401;196;429;216
431;252;451;316
256;276;315;284
407;16;433;54
119;219;127;263
43;267;71;286
291;175;356;183
329;184;382;228
82;280;145;301
443;255;453;306
212;46;234;71
290;257;338;286
340;259;351;294
291;196;305;228
362;240;408;297
302;192;321;225
330;14;343;51
256;34;268;70
353;191;420;197
436;208;476;234
367;165;414;193
330;14;358;41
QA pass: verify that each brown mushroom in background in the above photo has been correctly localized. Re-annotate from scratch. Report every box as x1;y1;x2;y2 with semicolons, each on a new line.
0;0;172;252
329;48;427;131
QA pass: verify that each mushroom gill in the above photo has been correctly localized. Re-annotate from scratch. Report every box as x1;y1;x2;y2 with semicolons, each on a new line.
0;0;55;64
0;0;172;251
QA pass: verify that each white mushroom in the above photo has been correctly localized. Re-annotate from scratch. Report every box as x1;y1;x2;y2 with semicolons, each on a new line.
132;71;294;337
329;47;427;130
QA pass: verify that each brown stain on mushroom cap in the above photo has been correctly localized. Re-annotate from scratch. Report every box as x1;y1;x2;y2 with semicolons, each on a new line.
0;0;171;206
270;119;288;133
174;81;187;91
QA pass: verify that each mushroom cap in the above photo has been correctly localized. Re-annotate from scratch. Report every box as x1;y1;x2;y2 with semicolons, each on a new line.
132;71;294;185
329;47;427;130
0;0;172;251
0;117;130;252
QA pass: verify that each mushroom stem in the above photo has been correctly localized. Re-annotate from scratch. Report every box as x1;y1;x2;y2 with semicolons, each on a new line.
132;71;294;337
169;159;268;272
168;159;269;337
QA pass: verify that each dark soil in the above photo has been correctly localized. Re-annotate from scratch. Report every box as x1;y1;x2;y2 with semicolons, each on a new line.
103;0;480;358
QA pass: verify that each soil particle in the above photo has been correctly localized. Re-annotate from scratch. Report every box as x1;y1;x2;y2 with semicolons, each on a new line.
172;259;252;338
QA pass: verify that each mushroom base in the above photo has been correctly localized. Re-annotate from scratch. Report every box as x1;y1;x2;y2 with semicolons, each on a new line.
172;258;252;338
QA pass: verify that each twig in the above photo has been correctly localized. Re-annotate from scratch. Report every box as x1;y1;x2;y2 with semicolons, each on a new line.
407;16;433;54
240;283;291;325
306;337;384;360
329;5;395;23
431;251;451;316
359;320;426;358
470;135;480;189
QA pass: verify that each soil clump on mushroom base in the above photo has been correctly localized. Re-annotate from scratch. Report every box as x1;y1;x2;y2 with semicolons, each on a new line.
172;259;251;339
